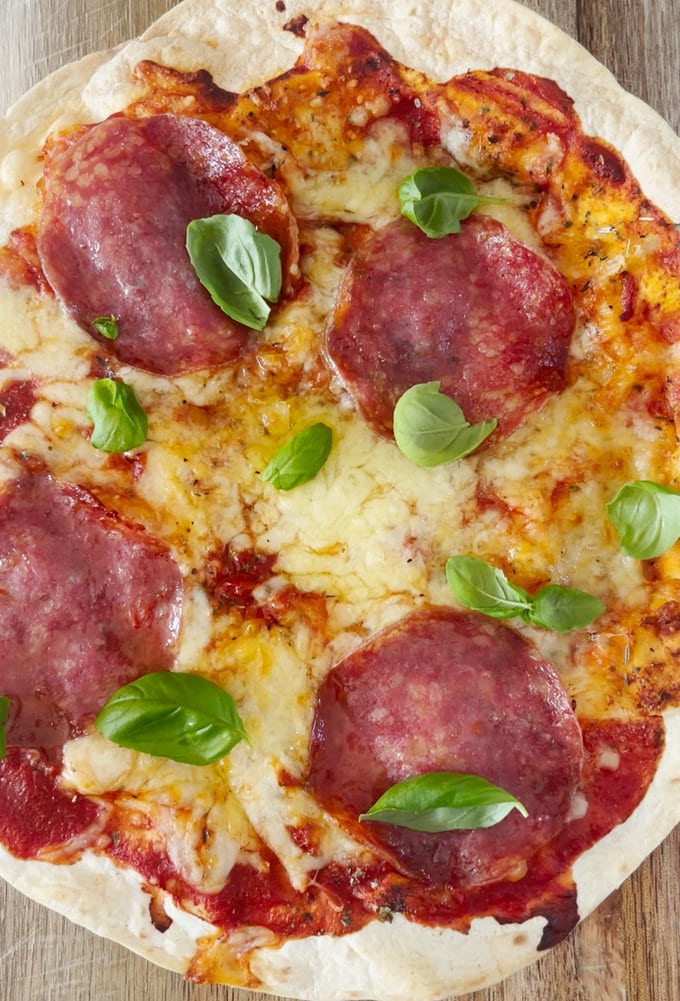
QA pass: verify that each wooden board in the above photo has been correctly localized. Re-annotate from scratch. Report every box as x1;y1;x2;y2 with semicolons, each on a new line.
0;2;679;1000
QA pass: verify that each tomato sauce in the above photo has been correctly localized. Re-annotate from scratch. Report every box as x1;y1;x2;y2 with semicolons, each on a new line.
0;749;103;858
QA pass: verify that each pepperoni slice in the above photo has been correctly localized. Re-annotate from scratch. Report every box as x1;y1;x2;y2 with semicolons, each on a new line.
308;607;583;887
326;215;574;437
37;114;298;376
0;473;182;751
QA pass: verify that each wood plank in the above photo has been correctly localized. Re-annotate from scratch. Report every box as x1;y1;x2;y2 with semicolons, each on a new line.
0;2;679;1001
577;0;680;135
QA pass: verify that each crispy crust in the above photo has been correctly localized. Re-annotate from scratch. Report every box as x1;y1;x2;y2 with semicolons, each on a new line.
1;2;679;1000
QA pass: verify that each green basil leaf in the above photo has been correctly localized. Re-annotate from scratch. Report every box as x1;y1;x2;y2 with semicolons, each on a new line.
398;166;504;238
446;555;605;632
186;213;282;331
526;584;605;632
607;480;680;559
95;671;248;766
261;422;333;490
393;381;496;465
87;378;148;453
0;696;10;760
359;771;528;832
445;555;531;619
92;315;119;340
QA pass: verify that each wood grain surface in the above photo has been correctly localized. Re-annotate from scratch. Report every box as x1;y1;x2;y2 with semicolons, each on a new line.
1;2;679;1001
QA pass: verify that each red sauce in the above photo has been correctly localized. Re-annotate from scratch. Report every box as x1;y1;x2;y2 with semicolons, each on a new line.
200;545;330;633
386;89;442;149
341;27;441;147
105;818;366;939
0;749;102;858
201;545;276;617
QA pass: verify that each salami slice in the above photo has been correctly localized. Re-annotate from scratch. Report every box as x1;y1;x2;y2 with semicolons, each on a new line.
326;215;574;437
308;607;584;887
37;114;298;375
0;473;183;752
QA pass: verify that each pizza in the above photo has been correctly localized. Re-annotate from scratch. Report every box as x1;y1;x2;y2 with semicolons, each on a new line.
1;1;679;998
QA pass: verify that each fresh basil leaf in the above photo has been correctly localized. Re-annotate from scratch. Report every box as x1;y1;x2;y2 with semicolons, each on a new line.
0;696;10;760
393;381;496;466
359;771;528;832
446;555;604;632
607;480;680;559
526;584;606;632
92;315;119;340
261;422;333;490
398;166;504;238
445;555;531;619
186;213;282;331
87;378;148;453
95;671;248;766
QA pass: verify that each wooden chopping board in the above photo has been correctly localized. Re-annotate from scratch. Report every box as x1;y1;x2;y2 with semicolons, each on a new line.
0;2;679;1000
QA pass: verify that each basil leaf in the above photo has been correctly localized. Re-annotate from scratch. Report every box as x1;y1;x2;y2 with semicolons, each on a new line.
526;584;605;632
95;671;248;766
92;315;119;340
87;378;148;453
359;771;528;832
607;480;680;559
0;696;10;760
398;166;504;238
261;422;333;490
446;555;604;631
393;381;496;466
186;213;282;331
445;555;531;619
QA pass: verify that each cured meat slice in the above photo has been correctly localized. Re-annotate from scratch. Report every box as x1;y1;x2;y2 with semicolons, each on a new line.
37;114;298;375
0;473;183;751
326;215;574;437
308;607;584;887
